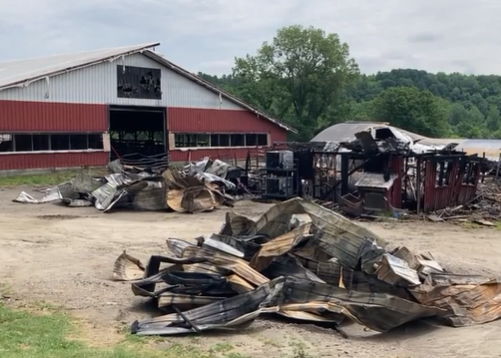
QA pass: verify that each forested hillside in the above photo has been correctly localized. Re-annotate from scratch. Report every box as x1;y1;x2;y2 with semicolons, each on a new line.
199;26;501;140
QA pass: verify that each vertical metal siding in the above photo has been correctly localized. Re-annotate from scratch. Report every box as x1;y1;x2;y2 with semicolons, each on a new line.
0;53;241;110
0;100;107;131
422;158;479;211
168;107;287;161
0;152;108;170
168;107;286;134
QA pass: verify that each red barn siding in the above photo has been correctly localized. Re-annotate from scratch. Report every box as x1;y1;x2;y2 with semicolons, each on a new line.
422;159;479;212
0;100;107;132
0;151;108;170
168;107;287;161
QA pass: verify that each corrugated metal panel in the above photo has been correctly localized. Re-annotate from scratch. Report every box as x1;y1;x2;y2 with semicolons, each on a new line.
0;43;159;89
422;158;479;212
0;151;108;170
168;107;287;161
0;100;107;131
0;53;241;110
168;107;286;133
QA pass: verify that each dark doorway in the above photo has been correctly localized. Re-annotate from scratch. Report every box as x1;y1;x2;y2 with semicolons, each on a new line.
109;106;167;160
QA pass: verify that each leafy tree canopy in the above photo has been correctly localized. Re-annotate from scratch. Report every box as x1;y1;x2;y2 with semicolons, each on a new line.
229;25;358;140
371;87;450;137
199;29;501;140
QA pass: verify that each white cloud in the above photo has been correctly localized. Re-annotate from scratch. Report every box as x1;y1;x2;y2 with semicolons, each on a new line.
0;0;500;75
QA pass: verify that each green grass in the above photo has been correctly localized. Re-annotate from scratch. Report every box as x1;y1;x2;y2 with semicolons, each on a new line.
0;304;249;358
0;170;82;187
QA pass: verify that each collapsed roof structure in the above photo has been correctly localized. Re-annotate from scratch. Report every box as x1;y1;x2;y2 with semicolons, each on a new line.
312;121;501;161
267;121;494;215
117;198;501;336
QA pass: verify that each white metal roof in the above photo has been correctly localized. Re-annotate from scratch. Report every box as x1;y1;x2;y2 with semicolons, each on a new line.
0;43;294;133
0;43;159;90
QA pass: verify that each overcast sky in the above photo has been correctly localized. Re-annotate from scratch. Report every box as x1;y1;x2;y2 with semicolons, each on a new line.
0;0;500;75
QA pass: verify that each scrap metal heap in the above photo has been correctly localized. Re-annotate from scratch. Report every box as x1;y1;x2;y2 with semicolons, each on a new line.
13;157;239;213
117;198;501;336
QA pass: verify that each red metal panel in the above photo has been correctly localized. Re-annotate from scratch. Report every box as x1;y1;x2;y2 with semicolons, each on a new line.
0;152;108;170
0;100;107;132
422;158;480;211
168;107;287;137
168;107;288;161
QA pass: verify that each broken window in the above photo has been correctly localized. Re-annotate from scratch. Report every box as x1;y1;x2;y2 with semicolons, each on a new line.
117;65;161;100
0;134;13;152
462;162;477;185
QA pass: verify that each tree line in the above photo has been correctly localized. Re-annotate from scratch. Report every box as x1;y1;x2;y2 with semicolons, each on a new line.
199;25;501;141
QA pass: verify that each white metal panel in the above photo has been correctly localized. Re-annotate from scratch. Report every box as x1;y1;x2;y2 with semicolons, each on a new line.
0;53;241;110
0;43;159;89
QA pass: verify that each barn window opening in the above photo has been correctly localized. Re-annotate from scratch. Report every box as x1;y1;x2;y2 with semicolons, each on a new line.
51;134;70;150
231;134;244;146
15;134;33;151
33;134;49;151
174;133;268;148
0;133;104;153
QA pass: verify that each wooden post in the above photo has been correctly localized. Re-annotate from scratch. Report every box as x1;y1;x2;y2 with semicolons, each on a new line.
416;157;421;214
341;154;349;196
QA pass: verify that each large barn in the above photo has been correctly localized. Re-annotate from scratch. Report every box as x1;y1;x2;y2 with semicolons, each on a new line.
0;43;292;171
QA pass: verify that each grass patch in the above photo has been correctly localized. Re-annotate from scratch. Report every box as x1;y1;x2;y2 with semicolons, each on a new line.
0;304;248;358
0;170;83;187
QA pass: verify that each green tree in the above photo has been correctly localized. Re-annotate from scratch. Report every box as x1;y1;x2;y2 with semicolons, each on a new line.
232;25;359;140
486;105;501;131
371;87;450;137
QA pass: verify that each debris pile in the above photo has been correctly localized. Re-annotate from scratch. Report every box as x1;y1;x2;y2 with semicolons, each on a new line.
14;158;239;213
118;198;501;336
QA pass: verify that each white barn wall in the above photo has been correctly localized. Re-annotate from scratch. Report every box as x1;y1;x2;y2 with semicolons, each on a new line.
0;53;242;110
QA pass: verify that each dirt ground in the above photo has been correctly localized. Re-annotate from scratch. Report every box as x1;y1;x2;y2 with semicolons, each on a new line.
0;185;500;358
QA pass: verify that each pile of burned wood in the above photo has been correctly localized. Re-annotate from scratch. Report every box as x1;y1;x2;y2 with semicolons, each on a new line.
13;158;238;213
115;198;501;336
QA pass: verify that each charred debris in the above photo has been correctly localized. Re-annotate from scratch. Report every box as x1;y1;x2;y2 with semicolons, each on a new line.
255;128;499;221
14;155;243;213
116;198;501;336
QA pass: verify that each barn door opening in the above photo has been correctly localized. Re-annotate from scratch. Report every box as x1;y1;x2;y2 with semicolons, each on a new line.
109;106;167;160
